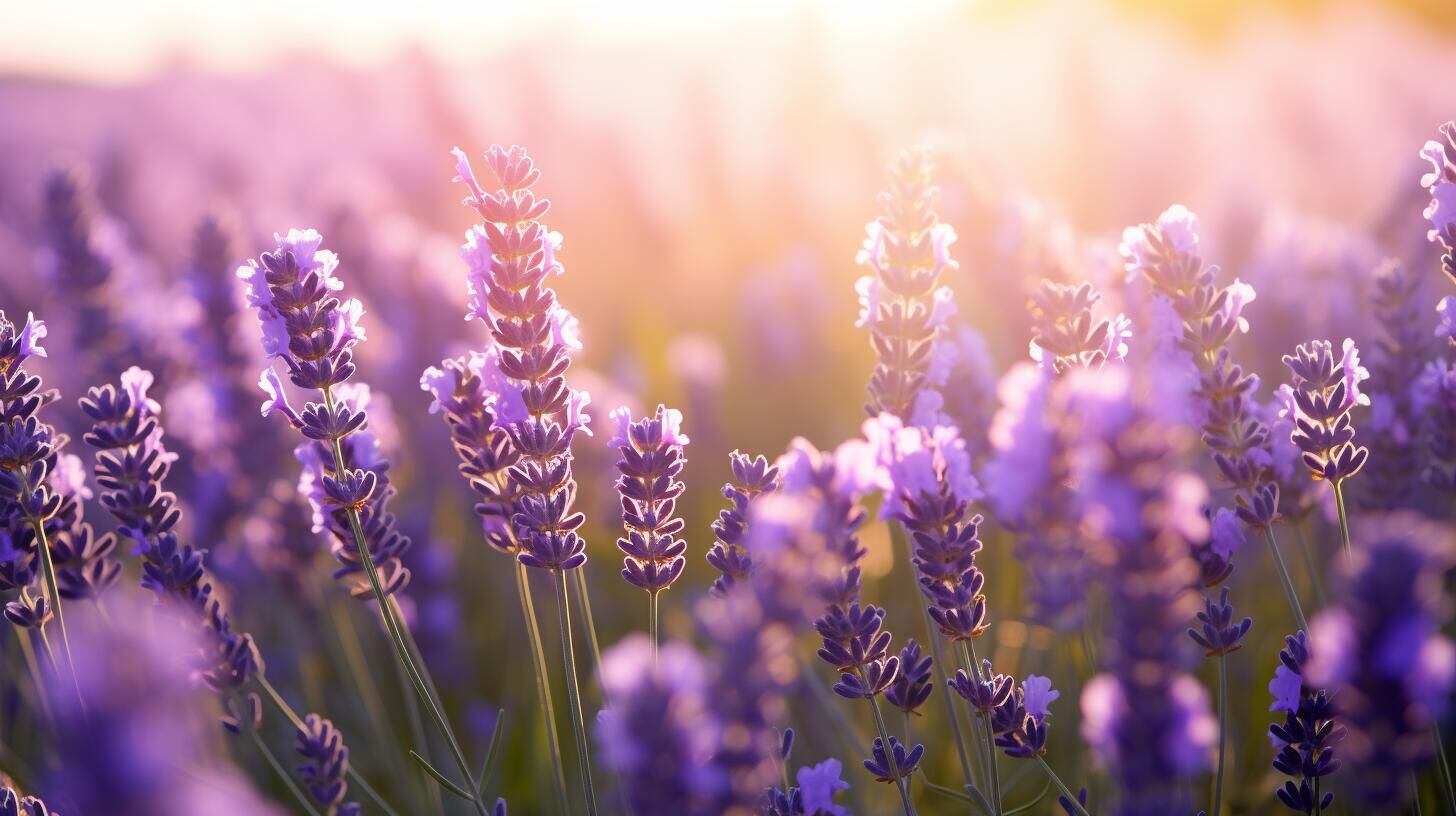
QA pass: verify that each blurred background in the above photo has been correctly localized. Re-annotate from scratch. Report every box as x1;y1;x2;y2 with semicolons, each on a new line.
2;0;1455;812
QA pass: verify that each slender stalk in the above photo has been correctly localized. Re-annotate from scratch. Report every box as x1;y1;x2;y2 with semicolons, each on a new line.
777;728;792;794
256;674;403;816
865;684;917;816
891;525;979;795
1263;527;1310;635
388;628;442;816
1434;723;1456;816
321;388;486;815
553;570;599;815
17;628;54;727
1212;653;1227;816
1034;756;1089;816
571;568;608;706
1330;480;1352;562
1292;522;1326;609
963;639;1002;816
515;562;570;815
326;599;395;768
648;590;660;670
23;489;83;714
246;721;324;816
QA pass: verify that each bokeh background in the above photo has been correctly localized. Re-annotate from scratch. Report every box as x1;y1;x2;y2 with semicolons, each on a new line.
3;0;1456;812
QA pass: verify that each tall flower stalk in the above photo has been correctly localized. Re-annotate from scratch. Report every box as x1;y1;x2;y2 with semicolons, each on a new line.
240;229;486;814
609;404;689;665
705;450;780;596
1267;631;1342;814
451;145;598;815
1277;339;1370;559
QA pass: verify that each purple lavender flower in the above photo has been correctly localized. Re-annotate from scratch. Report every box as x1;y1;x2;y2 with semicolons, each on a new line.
1278;338;1370;486
597;635;724;814
240;229;412;599
1122;205;1280;563
1267;631;1343;814
38;169;128;368
0;788;51;816
992;674;1061;760
1187;588;1253;656
705;450;780;595
855;150;960;422
1027;279;1130;373
1359;259;1433;510
1305;513;1455;808
1418;122;1456;343
1415;358;1456;490
296;714;362;816
885;639;933;716
863;737;923;783
451;145;593;574
611;404;689;594
1064;367;1217;813
79;367;261;697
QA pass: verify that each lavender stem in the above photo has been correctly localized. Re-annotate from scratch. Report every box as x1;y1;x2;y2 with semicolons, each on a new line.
515;561;571;814
864;672;917;816
1264;527;1310;635
553;569;599;815
1292;522;1326;609
962;639;1003;815
1034;756;1090;816
649;589;660;670
571;568;609;707
1331;480;1352;562
244;718;323;816
1434;724;1456;816
1212;652;1228;816
16;627;54;726
22;482;84;715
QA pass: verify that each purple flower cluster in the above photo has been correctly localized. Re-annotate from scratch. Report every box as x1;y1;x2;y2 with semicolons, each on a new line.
451;145;593;573
0;311;119;631
1360;259;1433;509
1305;514;1455;808
1267;631;1343;814
240;229;412;599
1418;121;1456;343
79;366;261;696
950;663;1062;759
1121;205;1277;578
1027;279;1130;373
1277;338;1370;485
1064;368;1218;814
295;714;362;816
0;788;50;816
1415;358;1456;490
705;450;780;596
610;404;690;593
855;150;959;425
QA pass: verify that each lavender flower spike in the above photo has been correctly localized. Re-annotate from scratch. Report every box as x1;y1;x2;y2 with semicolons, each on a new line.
1278;338;1369;556
1418;122;1456;342
296;714;362;816
611;404;689;594
0;787;52;816
1267;631;1343;814
1027;279;1131;373
706;450;780;595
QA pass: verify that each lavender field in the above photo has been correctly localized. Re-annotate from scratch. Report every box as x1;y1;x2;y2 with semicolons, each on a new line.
4;2;1456;814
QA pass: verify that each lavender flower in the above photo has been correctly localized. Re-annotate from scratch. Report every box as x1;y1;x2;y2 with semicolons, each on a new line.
1418;122;1456;343
1122;206;1280;566
1359;259;1432;510
38;169;127;367
1267;631;1343;814
885;639;934;716
1027;279;1130;373
1305;514;1455;808
80;367;261;697
611;404;689;594
451;145;593;574
1415;358;1456;490
240;229;412;599
0;789;49;816
1187;588;1252;657
1278;338;1370;485
705;450;780;595
863;737;923;783
1065;367;1217;813
855;150;959;423
296;714;362;816
992;674;1061;760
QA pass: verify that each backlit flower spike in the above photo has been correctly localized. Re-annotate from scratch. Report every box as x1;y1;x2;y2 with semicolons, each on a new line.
856;149;960;424
451;145;593;574
240;229;412;601
1279;338;1370;486
1306;514;1454;809
1266;630;1342;813
1027;279;1130;373
612;404;690;594
1122;206;1282;574
1418;122;1456;342
884;639;934;716
79;367;262;704
706;449;780;596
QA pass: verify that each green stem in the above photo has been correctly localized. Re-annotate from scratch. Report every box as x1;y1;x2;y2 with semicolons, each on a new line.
256;674;403;816
649;589;660;671
1212;653;1227;816
1292;521;1326;609
246;720;324;816
17;628;54;727
891;524;979;795
553;569;599;816
865;688;917;816
963;639;1002;816
515;561;571;815
321;388;485;816
1264;527;1310;634
1434;723;1456;816
23;491;83;715
325;599;397;774
1331;480;1352;562
571;568;608;706
1034;756;1088;816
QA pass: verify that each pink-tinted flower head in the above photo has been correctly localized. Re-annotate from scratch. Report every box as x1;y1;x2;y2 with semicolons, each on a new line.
17;312;46;360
